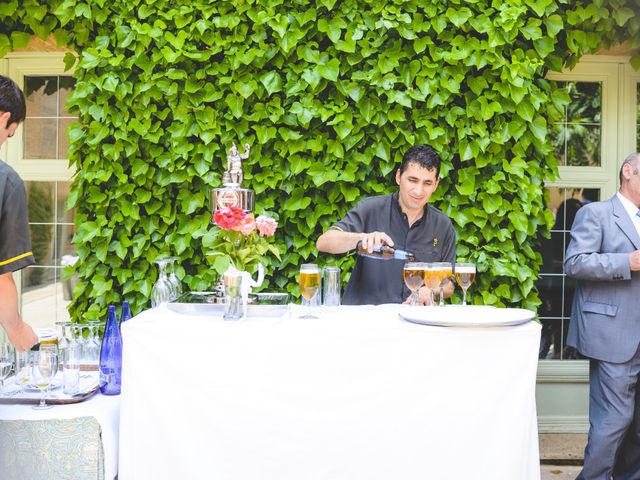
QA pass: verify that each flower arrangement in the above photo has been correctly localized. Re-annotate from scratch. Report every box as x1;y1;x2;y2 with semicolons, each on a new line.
203;206;281;277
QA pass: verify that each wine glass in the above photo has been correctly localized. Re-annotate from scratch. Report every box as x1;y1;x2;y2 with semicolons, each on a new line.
31;350;58;410
0;342;14;396
72;324;88;363
455;263;476;306
151;258;173;307
15;350;32;393
167;257;183;300
433;262;453;306
403;262;424;306
422;263;440;306
299;264;321;319
85;321;102;366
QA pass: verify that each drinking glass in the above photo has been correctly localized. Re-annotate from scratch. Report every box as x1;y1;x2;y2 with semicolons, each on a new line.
299;264;321;319
151;258;173;307
422;263;440;306
0;342;14;396
72;324;88;363
15;350;32;393
85;321;102;365
63;343;81;395
455;263;476;306
32;350;58;410
403;262;424;306
167;257;183;300
433;262;453;306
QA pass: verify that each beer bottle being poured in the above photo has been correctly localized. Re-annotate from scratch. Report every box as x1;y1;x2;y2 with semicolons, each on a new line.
356;241;415;261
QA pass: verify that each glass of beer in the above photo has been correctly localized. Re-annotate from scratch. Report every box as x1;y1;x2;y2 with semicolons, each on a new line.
454;263;476;306
433;262;453;306
403;262;425;306
299;264;321;318
423;263;441;306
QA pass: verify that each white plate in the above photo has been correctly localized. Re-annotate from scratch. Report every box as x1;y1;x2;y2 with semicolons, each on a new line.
399;305;535;327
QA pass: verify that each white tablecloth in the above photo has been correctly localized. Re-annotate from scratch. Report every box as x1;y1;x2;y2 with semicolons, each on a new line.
120;304;541;480
0;392;120;479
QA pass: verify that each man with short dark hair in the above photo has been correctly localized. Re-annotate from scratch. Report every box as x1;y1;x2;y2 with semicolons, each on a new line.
317;145;456;305
565;152;640;479
0;75;38;351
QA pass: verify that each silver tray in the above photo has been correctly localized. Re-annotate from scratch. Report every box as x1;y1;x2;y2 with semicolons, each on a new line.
167;292;290;318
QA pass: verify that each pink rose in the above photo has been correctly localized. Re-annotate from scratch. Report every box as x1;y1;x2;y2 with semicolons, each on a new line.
232;215;256;236
214;207;246;229
255;215;277;237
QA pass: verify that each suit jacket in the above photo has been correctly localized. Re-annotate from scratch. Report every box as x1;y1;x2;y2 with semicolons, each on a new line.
565;194;640;363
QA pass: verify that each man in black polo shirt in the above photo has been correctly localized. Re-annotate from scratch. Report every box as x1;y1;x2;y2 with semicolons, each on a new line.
0;75;38;351
317;145;456;305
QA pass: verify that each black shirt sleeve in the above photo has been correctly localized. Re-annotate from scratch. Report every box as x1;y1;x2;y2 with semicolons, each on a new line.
0;172;35;274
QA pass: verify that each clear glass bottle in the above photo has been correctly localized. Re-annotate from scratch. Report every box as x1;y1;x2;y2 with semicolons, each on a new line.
356;241;415;261
99;305;122;395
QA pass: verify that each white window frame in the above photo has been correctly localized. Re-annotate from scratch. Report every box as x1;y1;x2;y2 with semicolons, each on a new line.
4;52;76;181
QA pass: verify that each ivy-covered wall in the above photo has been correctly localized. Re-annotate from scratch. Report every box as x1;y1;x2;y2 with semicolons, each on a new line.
1;0;638;320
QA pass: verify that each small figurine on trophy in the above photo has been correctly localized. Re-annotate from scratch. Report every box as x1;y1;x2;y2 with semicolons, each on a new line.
213;142;255;212
223;142;250;187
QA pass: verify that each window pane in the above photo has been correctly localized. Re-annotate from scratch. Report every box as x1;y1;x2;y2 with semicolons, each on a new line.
23;118;57;159
56;182;74;223
24;76;58;117
23;75;77;161
58;76;76;117
550;81;602;167
21;267;72;331
29;224;55;266
565;124;601;167
537;186;600;360
58;118;75;158
26;181;55;223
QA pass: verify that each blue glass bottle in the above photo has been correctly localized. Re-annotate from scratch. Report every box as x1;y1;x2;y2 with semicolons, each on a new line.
99;305;122;395
119;301;132;329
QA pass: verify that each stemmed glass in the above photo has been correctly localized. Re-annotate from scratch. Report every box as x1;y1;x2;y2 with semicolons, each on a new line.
0;342;14;396
433;262;453;306
72;324;88;363
31;350;58;410
423;263;440;306
403;262;424;306
167;257;183;300
455;263;476;306
15;350;32;393
85;321;102;365
151;258;173;307
299;264;321;319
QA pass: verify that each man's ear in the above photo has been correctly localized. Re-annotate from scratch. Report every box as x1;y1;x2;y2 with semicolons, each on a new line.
0;111;10;129
395;169;401;185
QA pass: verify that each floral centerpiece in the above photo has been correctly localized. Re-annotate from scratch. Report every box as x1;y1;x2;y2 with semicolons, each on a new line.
203;206;281;278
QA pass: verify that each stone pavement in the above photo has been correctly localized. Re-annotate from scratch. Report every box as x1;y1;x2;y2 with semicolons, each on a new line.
540;433;586;480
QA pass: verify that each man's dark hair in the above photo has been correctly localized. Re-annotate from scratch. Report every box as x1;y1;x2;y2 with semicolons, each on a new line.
399;145;441;178
0;75;26;126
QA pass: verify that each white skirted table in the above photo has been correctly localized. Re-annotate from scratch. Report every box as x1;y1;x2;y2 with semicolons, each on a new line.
0;392;120;480
119;304;541;480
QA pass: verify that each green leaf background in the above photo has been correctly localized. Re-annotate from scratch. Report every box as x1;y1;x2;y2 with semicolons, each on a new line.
1;0;639;320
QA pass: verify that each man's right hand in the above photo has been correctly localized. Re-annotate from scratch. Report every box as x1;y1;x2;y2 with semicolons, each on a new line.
6;320;38;352
359;231;395;253
630;250;640;271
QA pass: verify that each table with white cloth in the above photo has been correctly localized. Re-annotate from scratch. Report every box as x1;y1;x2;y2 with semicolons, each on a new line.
119;304;541;480
0;392;120;480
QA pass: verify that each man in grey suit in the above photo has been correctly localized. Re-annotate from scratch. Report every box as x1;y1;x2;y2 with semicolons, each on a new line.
565;152;640;480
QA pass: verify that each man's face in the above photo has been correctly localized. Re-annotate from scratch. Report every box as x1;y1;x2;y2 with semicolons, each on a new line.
395;162;439;215
0;112;18;146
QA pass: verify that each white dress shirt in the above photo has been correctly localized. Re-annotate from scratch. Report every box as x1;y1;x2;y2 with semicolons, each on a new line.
616;191;640;238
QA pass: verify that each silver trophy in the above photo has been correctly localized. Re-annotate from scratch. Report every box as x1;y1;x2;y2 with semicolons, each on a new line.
212;142;255;212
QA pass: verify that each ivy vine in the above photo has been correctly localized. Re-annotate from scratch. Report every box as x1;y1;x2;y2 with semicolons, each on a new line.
0;0;638;319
